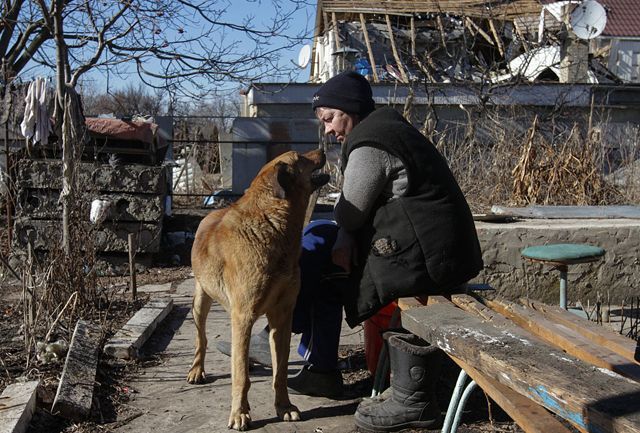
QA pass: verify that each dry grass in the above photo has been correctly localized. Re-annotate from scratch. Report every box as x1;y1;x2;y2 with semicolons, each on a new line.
422;105;637;212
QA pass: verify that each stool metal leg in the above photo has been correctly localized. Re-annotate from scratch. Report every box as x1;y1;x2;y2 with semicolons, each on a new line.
558;264;568;310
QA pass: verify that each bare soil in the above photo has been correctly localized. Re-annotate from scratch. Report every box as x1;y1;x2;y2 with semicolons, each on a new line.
0;261;533;433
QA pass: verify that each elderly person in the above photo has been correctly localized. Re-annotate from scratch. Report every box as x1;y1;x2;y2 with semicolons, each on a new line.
220;71;483;431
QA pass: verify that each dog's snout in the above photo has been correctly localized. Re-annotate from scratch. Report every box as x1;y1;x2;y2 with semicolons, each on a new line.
303;149;326;167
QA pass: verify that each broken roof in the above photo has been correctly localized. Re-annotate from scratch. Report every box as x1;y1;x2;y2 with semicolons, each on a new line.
319;0;542;19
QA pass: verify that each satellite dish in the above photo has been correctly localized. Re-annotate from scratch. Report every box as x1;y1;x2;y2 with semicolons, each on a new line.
569;0;607;40
296;44;311;68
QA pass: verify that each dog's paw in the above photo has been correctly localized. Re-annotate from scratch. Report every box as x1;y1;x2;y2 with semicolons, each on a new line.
276;404;301;422
228;410;251;431
186;366;206;384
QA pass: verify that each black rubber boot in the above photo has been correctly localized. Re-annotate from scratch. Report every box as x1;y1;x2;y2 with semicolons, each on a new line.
287;365;344;398
359;329;411;410
355;333;443;432
215;326;272;367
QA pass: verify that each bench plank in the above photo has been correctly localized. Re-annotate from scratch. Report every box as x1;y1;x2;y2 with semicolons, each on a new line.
450;355;575;433
486;298;640;383
522;299;639;365
402;302;640;433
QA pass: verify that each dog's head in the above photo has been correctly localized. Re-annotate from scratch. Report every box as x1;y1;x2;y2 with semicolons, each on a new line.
254;149;330;200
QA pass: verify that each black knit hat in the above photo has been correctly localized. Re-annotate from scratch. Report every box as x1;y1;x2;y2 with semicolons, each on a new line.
312;71;375;117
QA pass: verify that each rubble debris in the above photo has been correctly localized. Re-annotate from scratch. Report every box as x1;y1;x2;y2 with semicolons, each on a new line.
0;380;40;433
51;320;101;420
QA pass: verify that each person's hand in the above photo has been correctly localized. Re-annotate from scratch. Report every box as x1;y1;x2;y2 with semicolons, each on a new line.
332;228;356;273
332;245;352;273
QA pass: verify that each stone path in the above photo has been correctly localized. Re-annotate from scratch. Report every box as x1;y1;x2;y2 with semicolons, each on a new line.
115;278;365;433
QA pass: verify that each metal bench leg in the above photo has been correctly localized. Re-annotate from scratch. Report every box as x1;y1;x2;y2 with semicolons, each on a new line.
558;264;568;310
450;380;478;433
442;369;468;433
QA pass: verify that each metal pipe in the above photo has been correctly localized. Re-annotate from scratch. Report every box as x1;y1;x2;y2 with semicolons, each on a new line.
450;380;478;433
559;264;568;309
442;369;468;433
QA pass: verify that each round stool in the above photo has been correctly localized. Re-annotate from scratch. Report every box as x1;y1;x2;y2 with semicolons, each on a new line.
521;243;605;310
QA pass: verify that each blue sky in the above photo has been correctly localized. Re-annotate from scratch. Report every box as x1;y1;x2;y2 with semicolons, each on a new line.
79;0;318;96
22;1;317;98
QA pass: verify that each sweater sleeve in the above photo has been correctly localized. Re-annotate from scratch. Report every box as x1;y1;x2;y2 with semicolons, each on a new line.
334;145;392;231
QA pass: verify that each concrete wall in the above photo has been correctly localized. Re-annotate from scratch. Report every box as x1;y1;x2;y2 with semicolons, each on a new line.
475;219;640;305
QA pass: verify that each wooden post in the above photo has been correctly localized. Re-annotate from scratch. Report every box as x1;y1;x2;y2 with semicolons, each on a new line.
331;12;341;51
466;17;495;46
359;13;379;82
3;80;11;250
385;14;409;83
128;233;137;300
513;20;529;52
437;15;447;51
410;15;416;58
489;19;505;57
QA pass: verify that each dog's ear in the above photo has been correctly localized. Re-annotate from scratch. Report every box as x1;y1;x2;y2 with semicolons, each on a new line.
273;162;293;199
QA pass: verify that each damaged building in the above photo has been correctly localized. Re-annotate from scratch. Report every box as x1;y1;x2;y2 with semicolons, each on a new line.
308;0;640;84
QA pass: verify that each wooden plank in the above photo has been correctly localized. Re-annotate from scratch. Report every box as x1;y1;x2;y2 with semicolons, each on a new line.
410;15;416;57
402;302;640;433
385;14;409;83
450;355;575;433
415;296;576;433
0;380;39;433
452;294;537;331
486;298;640;382
104;299;173;359
359;13;379;82
52;320;101;420
331;12;341;51
489;19;505;57
397;296;428;310
523;299;639;365
466;17;495;46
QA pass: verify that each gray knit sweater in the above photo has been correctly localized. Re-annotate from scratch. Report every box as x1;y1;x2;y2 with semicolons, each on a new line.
334;145;407;231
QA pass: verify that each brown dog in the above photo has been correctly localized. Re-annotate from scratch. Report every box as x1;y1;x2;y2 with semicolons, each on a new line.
187;149;329;430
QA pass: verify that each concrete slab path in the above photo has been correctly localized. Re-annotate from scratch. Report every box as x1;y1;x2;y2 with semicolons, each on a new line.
115;278;366;433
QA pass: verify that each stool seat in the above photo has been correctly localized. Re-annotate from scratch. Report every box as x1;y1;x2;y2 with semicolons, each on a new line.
521;243;605;265
521;243;605;310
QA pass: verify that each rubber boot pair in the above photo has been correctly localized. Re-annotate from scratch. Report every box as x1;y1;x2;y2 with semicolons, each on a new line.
355;332;443;432
215;326;272;367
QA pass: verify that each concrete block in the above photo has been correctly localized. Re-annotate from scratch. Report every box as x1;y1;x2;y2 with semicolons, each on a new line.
104;299;173;359
13;218;162;253
138;282;172;293
52;320;101;420
16;160;167;194
175;279;195;296
16;189;164;222
0;380;39;433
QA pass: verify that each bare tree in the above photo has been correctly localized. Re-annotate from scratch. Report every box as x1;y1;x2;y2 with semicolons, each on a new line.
82;82;165;117
2;0;311;253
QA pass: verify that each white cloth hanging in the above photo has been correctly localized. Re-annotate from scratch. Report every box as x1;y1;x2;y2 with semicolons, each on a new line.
20;77;50;146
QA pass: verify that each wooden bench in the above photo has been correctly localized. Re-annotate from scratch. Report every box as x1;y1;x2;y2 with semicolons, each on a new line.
394;294;640;433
